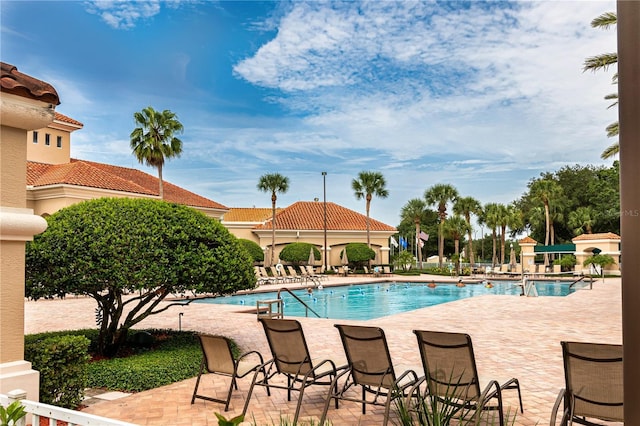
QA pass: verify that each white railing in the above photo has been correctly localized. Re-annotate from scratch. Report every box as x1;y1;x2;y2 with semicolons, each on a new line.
1;390;137;426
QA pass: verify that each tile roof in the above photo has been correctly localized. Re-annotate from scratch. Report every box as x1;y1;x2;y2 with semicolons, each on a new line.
254;201;396;231
54;112;83;128
27;159;228;210
223;208;276;222
573;232;621;241
519;236;538;244
1;62;60;105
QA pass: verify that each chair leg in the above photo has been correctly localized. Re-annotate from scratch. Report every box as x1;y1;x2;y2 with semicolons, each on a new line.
362;385;367;414
241;368;262;418
190;361;205;404
224;377;235;412
320;375;340;425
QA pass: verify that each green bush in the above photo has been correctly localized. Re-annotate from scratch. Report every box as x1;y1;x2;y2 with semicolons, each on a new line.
554;254;577;271
279;243;321;265
86;330;201;392
239;239;264;262
25;335;90;409
343;243;375;267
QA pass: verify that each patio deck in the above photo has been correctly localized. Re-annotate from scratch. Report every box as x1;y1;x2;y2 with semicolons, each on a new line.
24;275;622;426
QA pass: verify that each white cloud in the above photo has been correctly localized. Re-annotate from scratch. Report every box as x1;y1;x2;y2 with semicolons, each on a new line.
84;0;161;29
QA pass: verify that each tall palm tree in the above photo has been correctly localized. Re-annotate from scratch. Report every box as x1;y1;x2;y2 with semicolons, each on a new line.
257;173;290;266
481;203;501;267
583;11;619;159
453;196;482;265
352;171;389;250
529;179;563;266
130;106;184;199
425;184;459;268
496;204;510;265
444;215;470;275
400;198;428;264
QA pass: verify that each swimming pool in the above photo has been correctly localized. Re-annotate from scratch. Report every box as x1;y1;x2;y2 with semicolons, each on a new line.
196;280;588;321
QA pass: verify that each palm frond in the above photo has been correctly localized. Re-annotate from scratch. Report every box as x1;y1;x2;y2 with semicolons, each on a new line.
601;142;619;160
591;12;617;29
606;121;619;138
583;53;618;73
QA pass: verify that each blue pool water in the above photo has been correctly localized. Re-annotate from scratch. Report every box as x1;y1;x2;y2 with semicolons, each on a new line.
196;281;587;321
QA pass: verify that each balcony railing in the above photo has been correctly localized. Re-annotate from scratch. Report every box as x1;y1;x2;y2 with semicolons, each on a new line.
1;389;136;426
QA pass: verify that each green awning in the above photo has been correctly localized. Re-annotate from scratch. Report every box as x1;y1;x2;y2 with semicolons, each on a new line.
533;244;576;253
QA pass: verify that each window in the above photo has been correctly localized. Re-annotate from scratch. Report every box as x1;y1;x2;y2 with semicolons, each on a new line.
45;134;50;146
33;131;38;144
56;136;62;148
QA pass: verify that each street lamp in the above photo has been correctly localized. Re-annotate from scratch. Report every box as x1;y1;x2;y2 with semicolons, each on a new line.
322;172;328;270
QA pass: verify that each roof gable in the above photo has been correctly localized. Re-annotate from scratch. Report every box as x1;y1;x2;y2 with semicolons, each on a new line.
572;232;621;241
254;201;396;231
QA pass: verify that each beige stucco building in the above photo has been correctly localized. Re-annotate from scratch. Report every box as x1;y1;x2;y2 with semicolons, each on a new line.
519;233;621;275
222;202;397;266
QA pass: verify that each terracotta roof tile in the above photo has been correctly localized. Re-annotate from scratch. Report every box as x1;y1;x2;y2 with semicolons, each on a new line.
27;159;227;210
572;232;621;241
1;62;60;105
54;112;83;127
254;201;396;231
519;236;538;244
223;208;276;222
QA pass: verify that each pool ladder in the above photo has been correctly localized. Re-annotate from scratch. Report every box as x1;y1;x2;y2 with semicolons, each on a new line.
277;287;323;318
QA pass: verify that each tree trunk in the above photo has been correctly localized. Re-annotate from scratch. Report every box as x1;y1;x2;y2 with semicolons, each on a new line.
467;213;475;264
454;238;460;275
415;221;422;264
158;164;164;199
438;219;444;268
500;225;507;265
544;202;551;266
366;196;372;268
492;229;497;267
271;193;277;266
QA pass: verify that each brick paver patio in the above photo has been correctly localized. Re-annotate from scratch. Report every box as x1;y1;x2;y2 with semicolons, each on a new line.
24;275;622;425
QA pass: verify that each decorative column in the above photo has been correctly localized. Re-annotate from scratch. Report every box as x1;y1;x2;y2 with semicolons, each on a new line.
617;2;640;422
0;63;58;400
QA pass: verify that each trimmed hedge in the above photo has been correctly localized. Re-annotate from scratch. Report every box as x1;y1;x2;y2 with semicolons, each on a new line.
25;335;90;409
239;239;264;262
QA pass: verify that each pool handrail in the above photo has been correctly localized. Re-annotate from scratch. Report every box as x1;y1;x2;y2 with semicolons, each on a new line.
277;287;324;318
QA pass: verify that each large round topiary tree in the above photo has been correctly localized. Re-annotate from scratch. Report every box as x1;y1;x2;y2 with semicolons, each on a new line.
26;198;256;356
279;242;321;265
343;243;376;268
239;239;264;263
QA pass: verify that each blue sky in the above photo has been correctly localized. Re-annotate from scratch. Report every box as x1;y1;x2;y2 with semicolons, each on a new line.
1;0;617;227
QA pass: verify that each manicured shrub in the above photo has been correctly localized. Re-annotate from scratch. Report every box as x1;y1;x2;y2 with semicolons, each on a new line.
239;239;264;262
279;242;321;265
25;335;90;409
343;243;375;267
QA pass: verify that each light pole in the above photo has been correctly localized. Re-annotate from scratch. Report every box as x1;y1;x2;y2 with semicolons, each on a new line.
322;172;328;270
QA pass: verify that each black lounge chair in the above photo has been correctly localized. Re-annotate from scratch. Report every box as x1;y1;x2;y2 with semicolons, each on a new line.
412;330;523;426
550;341;623;426
191;334;269;411
320;324;421;426
242;318;344;423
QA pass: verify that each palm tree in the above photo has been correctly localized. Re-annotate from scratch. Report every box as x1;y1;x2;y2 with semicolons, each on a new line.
496;204;510;265
400;198;428;265
130;106;184;199
453;196;482;265
257;173;290;266
568;206;596;235
583;11;619;159
352;171;389;250
481;203;501;267
529;179;563;266
425;184;459;268
444;215;470;275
